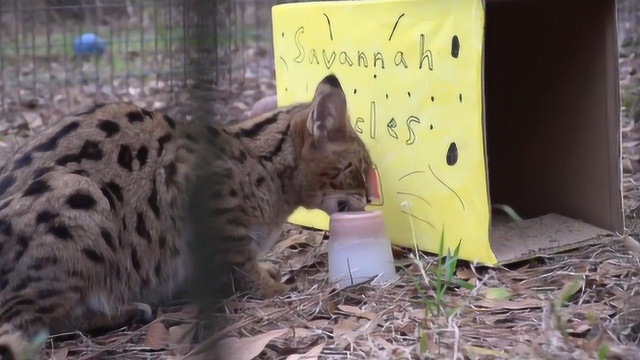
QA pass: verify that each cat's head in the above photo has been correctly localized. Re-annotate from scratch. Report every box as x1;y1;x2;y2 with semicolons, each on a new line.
293;74;374;214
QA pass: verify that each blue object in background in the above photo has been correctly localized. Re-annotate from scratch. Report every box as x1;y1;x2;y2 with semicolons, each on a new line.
72;33;106;57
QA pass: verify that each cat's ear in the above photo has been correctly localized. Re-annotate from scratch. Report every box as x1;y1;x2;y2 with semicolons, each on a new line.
306;74;349;143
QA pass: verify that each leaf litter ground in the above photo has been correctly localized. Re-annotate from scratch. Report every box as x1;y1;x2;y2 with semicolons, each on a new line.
1;42;640;360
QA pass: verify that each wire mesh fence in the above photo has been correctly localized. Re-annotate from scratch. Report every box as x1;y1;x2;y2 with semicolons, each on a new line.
0;0;280;122
0;0;639;122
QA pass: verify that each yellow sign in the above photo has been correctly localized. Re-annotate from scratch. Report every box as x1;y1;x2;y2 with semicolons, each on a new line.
272;0;495;264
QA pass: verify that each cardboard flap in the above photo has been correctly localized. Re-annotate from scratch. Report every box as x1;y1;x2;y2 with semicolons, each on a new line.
490;213;612;264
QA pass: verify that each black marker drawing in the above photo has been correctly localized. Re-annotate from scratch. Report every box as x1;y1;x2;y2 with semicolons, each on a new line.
394;52;408;68
406;115;420;145
355;117;364;134
322;50;336;69
369;101;377;139
339;52;354;66
373;52;385;69
388;13;405;41
459;93;463;103
387;118;398;139
397;191;431;207
451;35;460;58
428;164;465;210
398;170;425;181
358;51;368;67
401;210;436;230
279;57;289;71
419;34;434;71
446;142;458;166
309;50;320;65
323;13;334;41
294;27;305;63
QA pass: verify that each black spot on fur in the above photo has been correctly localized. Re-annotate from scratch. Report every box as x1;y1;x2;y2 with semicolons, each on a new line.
185;133;199;143
164;163;177;186
236;149;247;164
154;262;162;277
0;308;21;322
163;114;176;129
157;134;172;157
66;192;97;209
97;119;120;137
36;305;57;314
236;115;280;138
100;228;116;251
121;217;127;231
23;179;51;197
0;199;12;212
72;169;89;177
36;210;58;225
13;298;35;307
159;235;167;249
229;189;238;197
13;153;33;170
100;186;116;211
136;146;149;168
141;108;153;119
148;183;160;218
0;345;14;359
55;140;103;165
75;103;106;116
48;224;72;240
55;153;80;165
36;288;62;300
82;248;104;263
32;166;53;180
117;145;134;171
0;175;14;197
33;121;80;152
131;248;141;273
0;219;11;237
135;212;152;243
29;256;58;271
206;125;220;140
126;111;144;123
255;176;266;187
16;235;29;248
105;182;124;202
79;140;104;161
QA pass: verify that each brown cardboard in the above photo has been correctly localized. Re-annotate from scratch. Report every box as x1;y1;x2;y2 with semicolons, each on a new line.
483;0;623;261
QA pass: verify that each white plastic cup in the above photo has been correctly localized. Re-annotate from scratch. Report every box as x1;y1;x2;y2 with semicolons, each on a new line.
328;210;397;289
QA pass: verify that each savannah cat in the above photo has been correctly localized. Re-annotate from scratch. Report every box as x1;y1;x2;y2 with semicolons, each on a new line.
0;74;373;359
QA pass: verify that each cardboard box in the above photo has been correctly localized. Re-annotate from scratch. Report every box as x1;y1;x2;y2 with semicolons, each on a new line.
271;0;622;265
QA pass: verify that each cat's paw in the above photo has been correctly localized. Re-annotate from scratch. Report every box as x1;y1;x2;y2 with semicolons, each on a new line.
252;281;290;299
259;261;282;282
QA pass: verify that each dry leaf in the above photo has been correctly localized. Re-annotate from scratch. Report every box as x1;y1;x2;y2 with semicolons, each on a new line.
169;323;196;355
284;342;325;360
456;267;476;280
51;348;69;360
168;304;199;320
214;328;288;360
474;298;545;310
144;321;170;350
337;305;377;320
482;287;512;300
